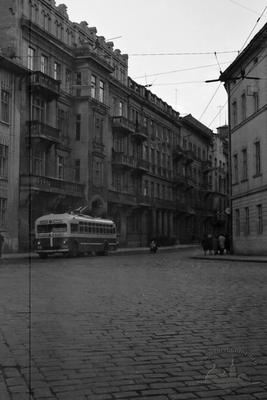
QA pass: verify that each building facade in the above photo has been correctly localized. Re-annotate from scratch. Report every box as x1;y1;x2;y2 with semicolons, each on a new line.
0;0;229;250
222;23;267;254
0;55;26;252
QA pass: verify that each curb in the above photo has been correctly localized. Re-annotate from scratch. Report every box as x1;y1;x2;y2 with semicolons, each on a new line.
0;245;200;261
192;255;267;264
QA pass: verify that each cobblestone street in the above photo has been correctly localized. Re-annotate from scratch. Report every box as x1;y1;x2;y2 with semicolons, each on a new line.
0;249;267;399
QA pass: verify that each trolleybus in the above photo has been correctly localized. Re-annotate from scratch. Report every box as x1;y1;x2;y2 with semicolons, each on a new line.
35;213;118;258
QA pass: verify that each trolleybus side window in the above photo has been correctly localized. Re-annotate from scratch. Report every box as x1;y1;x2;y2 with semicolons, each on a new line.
37;223;67;233
71;223;78;233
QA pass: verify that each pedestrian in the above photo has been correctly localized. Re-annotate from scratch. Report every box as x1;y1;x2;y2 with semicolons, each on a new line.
207;234;213;255
218;233;226;255
212;235;219;255
150;238;158;253
0;232;4;258
201;234;209;256
225;234;231;254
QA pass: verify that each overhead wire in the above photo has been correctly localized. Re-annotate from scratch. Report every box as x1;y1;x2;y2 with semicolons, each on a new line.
239;5;267;52
207;51;267;127
129;50;238;56
133;61;232;80
227;0;261;15
204;7;267;128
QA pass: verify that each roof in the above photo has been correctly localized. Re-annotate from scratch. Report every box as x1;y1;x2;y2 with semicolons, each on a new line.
221;22;267;81
181;114;213;140
35;213;114;224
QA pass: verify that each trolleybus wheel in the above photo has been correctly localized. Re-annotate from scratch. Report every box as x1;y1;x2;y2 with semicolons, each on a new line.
103;242;109;256
70;243;79;257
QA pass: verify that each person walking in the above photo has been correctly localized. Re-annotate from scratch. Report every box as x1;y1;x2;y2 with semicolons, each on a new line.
0;232;4;258
212;234;219;255
225;234;231;254
207;234;213;255
201;234;209;255
218;233;226;255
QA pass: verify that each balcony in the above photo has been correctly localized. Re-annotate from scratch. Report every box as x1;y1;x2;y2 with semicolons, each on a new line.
173;145;185;160
201;183;214;195
202;159;213;172
173;173;187;186
92;140;105;155
26;121;60;145
74;46;114;73
112;151;136;169
20;175;85;198
136;194;152;207
108;190;137;206
154;198;176;210
132;124;148;141
29;71;60;100
134;159;149;174
184;149;195;164
112;116;135;135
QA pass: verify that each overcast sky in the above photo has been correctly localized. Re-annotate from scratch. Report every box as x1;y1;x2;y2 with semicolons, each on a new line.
63;0;267;131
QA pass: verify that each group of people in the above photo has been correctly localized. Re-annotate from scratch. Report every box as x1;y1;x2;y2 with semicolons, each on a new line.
201;233;230;256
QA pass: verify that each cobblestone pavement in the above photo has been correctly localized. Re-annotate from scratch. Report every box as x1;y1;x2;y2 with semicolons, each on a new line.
0;249;267;400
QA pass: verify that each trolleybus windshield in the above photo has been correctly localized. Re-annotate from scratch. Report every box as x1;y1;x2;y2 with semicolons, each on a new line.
37;223;68;233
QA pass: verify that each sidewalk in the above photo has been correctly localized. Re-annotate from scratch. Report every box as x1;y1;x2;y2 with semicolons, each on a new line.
0;244;199;261
192;253;267;263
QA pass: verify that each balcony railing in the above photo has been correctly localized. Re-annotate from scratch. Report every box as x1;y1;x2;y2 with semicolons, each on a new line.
73;46;114;73
173;145;185;160
132;124;148;141
112;151;137;169
20;174;85;197
173;173;187;186
112;116;135;134
135;159;149;173
202;159;213;172
26;121;60;144
184;149;195;163
29;71;60;100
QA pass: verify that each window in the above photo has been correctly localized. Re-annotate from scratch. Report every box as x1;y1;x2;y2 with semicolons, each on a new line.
93;159;103;186
99;80;104;103
31;96;46;122
57;109;69;139
1;89;10;123
119;101;123;116
151;182;154;198
0;198;7;226
255;141;261;176
53;62;61;80
75;114;81;141
31;150;45;175
40;55;48;74
0;145;8;178
253;92;259;113
27;47;35;70
244;207;250;235
235;209;240;236
242;148;247;180
56;155;64;179
95;116;103;143
76;72;82;85
65;69;71;93
241;93;246;120
257;205;263;234
232;101;237;126
143;180;149;196
91;75;96;98
74;159;80;182
233;154;238;183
